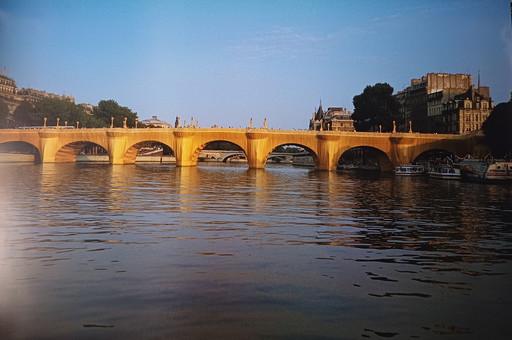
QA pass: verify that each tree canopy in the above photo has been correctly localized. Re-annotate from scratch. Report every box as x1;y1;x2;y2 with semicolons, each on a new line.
2;97;138;128
93;100;138;128
12;101;38;127
34;97;88;127
351;83;400;132
482;100;512;158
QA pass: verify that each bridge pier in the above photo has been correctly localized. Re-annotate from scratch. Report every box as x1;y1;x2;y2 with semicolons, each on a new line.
316;133;340;171
173;129;197;167
107;130;130;164
39;130;59;163
246;130;269;169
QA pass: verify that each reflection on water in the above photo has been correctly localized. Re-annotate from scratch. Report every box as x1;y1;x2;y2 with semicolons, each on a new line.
0;163;511;339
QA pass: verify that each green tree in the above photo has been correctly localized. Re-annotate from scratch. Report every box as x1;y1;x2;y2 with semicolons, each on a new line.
482;100;512;158
0;101;10;128
35;97;87;127
93;100;138;127
351;83;400;132
12;102;38;127
80;114;105;128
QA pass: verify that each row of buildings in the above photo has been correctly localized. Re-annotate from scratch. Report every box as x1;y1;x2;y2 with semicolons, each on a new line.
0;73;76;117
309;72;494;134
396;73;493;134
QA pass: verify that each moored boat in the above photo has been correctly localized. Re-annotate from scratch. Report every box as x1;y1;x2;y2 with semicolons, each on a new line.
485;161;512;180
429;164;461;180
457;158;512;181
395;164;425;176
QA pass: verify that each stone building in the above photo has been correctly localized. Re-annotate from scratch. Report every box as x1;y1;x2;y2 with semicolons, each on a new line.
309;105;354;131
17;88;74;105
0;73;75;125
395;73;493;134
0;74;21;117
437;86;493;134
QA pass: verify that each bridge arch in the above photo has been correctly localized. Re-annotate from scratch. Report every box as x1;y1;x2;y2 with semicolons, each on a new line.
266;143;319;168
0;141;41;163
55;141;108;162
409;148;463;165
124;140;175;164
192;140;247;165
410;147;464;164
336;145;393;171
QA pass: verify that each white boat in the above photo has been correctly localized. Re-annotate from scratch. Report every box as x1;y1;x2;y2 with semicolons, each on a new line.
457;159;512;181
395;164;425;176
429;164;461;180
485;161;512;180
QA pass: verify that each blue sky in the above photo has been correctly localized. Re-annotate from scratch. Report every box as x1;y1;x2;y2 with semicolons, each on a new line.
1;0;511;129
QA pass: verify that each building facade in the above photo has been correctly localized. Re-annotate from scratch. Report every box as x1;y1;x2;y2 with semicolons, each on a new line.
437;86;493;134
309;105;354;132
0;74;75;125
395;73;493;134
0;74;21;117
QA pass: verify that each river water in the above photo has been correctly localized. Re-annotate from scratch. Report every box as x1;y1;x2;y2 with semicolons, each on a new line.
0;162;511;339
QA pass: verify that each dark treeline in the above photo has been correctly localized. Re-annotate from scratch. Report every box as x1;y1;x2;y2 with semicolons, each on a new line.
0;98;137;128
482;100;512;158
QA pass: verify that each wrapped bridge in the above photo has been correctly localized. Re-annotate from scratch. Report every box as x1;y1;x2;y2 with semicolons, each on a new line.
0;128;486;171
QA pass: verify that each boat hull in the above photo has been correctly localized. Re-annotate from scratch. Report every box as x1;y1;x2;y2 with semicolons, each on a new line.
395;164;425;176
429;172;461;180
429;165;461;180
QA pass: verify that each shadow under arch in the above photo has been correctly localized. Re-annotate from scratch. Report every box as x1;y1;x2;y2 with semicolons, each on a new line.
265;143;319;169
0;141;42;164
412;148;459;164
337;146;393;172
124;140;175;164
55;141;108;162
193;140;247;165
